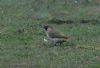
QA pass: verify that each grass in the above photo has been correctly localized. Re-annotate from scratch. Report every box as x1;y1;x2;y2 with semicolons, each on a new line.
0;0;100;68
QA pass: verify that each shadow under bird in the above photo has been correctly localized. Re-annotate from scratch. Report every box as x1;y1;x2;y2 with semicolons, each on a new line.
43;25;69;45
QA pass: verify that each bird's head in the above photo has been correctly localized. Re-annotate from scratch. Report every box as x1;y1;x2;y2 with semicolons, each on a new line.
43;25;48;31
43;25;53;31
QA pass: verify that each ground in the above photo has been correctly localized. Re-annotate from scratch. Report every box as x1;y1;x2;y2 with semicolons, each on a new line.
0;0;100;68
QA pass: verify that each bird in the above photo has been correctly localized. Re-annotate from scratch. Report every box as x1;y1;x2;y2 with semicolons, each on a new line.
43;25;69;45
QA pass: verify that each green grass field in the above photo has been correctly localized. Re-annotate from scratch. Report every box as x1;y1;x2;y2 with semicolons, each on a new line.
0;0;100;68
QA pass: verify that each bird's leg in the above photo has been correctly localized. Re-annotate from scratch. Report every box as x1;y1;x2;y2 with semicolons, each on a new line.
54;44;57;46
59;43;62;45
55;42;62;46
54;43;57;46
52;41;57;46
59;42;63;46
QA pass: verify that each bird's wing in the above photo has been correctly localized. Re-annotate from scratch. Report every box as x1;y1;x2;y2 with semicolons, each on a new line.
48;30;68;39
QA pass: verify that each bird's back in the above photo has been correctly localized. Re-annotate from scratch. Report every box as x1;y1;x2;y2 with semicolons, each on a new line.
47;30;68;39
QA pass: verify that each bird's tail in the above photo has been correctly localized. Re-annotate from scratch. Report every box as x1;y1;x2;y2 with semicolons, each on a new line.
63;36;69;42
64;35;74;41
64;36;69;39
